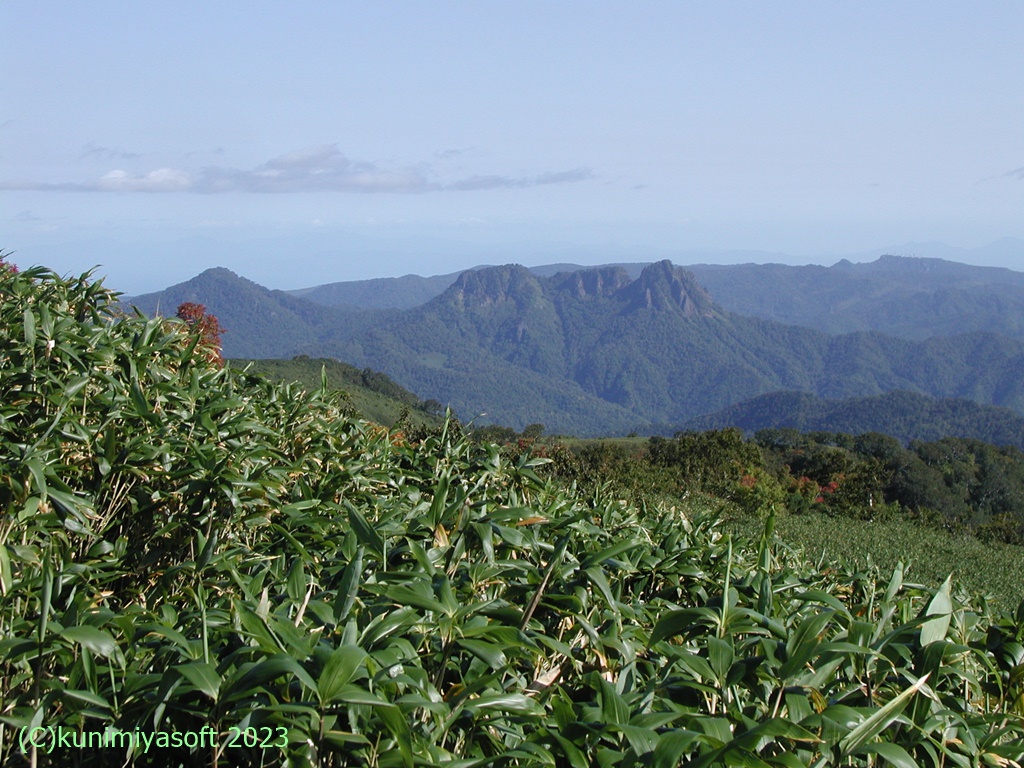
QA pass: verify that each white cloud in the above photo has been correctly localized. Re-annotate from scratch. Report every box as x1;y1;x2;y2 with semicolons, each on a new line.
0;144;594;195
79;143;142;161
97;168;193;192
448;168;593;191
533;168;593;185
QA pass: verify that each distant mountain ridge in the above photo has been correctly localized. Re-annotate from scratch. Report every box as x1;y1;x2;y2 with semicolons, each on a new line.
689;253;1024;340
125;256;1024;435
289;271;462;310
277;251;1024;341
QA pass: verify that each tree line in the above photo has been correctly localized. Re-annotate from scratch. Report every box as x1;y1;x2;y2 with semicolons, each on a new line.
519;428;1024;546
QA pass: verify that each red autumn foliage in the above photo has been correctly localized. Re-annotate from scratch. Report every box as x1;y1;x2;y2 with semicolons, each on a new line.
814;480;841;504
176;302;225;367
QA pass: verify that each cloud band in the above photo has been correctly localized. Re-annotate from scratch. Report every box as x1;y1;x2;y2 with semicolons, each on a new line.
0;144;592;194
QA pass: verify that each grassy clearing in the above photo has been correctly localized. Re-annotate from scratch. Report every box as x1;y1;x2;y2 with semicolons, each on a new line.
233;356;442;428
722;509;1024;610
550;434;1024;608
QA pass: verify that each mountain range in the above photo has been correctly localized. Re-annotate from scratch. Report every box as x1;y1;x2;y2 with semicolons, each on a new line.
124;253;1024;436
276;250;1024;341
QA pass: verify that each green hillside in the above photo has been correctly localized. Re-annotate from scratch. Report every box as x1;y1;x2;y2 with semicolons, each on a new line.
5;259;1024;766
230;356;444;429
519;434;1024;616
123;267;380;359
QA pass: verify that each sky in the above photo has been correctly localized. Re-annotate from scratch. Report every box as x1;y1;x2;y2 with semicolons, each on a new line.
3;2;1024;293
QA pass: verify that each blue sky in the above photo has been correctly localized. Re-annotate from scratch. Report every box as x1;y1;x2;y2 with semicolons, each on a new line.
3;2;1023;293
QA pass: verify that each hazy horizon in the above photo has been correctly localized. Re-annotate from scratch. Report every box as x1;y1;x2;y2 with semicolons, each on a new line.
93;235;1020;298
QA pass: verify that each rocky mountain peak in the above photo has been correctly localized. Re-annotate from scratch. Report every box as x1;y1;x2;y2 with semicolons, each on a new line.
549;266;632;299
623;260;717;316
445;264;541;309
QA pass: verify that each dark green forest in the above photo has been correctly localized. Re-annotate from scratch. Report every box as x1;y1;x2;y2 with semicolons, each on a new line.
525;428;1024;548
685;390;1024;451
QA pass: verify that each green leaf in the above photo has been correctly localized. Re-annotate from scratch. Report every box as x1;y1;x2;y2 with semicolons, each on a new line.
23;307;36;346
671;650;717;683
768;754;810;768
651;730;702;768
346;503;384;557
857;742;918;768
61;626;118;659
649;607;715;646
333;684;390;707
0;544;12;596
779;609;834;679
318;645;367;704
707;637;734;682
428;471;450;527
580;538;643;569
599;678;630;727
469;691;543;716
553;733;591;765
61;689;111;712
617;723;660;755
176;661;221;702
334;546;363;624
375;703;413;768
26;457;48;498
884;562;904;603
919;576;953;646
321;730;371;749
225;654;317;702
129;378;160;425
359;606;417;648
793;589;851;617
286;558;306;602
838;674;929;757
455;638;507;670
384;583;450;616
195;527;218;570
585;565;619;609
736;718;821;745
